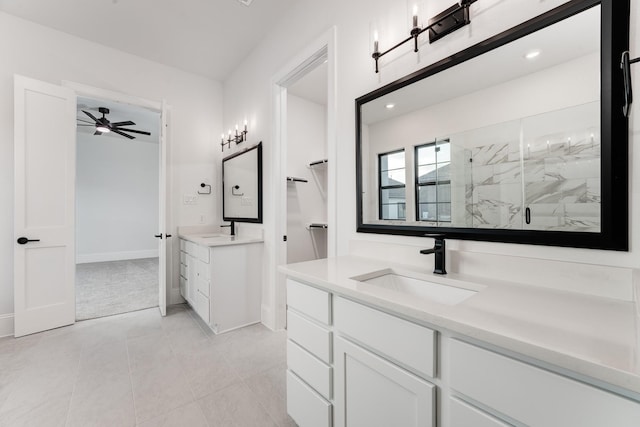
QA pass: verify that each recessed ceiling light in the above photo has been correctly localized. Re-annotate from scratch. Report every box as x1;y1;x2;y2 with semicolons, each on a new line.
525;50;541;60
237;0;254;6
385;103;395;109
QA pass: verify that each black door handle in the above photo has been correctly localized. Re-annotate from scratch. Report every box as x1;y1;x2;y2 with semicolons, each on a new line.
154;234;163;239
166;234;172;238
17;237;40;245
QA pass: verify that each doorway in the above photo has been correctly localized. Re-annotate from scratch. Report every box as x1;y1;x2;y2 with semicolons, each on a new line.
271;28;337;331
75;96;161;320
13;76;169;337
286;63;329;263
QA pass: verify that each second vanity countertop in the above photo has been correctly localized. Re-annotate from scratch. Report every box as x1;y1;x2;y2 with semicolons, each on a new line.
280;255;640;397
179;232;263;247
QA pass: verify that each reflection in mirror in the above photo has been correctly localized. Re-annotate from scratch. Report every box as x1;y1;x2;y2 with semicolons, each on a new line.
223;142;263;223
357;0;629;249
358;2;627;245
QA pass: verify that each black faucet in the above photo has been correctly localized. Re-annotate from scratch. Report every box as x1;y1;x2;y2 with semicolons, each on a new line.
420;235;447;275
221;220;235;236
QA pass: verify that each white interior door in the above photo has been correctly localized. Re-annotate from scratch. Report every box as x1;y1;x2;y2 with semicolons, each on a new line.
157;100;168;316
14;75;77;337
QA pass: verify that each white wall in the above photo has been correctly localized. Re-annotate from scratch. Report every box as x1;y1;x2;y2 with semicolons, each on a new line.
76;133;159;263
0;12;223;332
222;0;640;327
286;94;328;263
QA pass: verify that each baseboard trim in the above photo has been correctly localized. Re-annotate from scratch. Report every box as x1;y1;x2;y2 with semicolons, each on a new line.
77;250;158;264
169;288;185;306
0;313;14;338
261;304;275;331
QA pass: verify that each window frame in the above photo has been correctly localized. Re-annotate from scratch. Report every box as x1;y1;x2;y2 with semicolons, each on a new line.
378;149;406;220
415;140;451;224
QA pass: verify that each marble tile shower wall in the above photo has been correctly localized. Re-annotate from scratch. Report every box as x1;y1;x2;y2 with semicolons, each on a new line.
467;135;601;231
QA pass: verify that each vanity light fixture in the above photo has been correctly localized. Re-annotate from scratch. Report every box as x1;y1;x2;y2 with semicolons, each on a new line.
220;120;248;151
372;0;478;73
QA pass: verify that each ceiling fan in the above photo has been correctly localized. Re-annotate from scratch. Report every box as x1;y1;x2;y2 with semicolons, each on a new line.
77;107;151;140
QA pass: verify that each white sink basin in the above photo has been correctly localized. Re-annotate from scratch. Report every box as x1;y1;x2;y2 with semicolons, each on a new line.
351;269;482;306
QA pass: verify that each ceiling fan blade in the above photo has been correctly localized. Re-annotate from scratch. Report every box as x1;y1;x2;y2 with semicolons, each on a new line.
111;128;136;139
94;130;103;135
114;127;151;136
82;110;100;123
77;118;95;124
77;124;95;127
110;121;136;127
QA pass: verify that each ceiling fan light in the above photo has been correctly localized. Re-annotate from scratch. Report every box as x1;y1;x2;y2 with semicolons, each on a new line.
96;125;110;133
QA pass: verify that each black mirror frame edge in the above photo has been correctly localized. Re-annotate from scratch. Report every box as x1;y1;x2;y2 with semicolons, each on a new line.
222;141;263;224
356;0;629;251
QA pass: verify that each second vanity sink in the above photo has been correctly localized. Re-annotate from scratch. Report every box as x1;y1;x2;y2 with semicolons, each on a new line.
351;269;483;306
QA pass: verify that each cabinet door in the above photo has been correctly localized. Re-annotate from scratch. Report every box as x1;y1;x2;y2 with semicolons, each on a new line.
334;337;435;427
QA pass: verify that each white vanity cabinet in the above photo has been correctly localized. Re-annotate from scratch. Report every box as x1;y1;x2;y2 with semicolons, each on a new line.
286;279;333;427
179;238;262;333
333;297;436;427
179;239;210;322
286;280;437;427
449;339;640;427
284;273;640;427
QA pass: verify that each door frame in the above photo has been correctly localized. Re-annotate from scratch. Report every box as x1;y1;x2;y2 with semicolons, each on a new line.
63;81;171;317
269;27;337;330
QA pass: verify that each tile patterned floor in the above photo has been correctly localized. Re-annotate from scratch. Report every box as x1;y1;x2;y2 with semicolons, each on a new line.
76;258;159;321
0;305;295;427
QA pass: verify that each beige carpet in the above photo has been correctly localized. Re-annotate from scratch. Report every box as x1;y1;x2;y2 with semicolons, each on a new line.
75;258;158;321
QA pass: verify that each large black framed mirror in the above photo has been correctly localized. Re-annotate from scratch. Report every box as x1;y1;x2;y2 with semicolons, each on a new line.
356;0;629;250
223;142;263;223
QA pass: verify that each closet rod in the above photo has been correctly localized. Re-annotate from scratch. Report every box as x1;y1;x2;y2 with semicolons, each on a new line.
309;159;328;167
287;176;308;183
307;223;328;229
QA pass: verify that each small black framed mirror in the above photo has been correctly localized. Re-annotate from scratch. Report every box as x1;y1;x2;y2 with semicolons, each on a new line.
356;0;629;250
223;142;263;223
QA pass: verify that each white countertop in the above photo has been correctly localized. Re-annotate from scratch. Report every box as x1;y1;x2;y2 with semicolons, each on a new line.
179;232;263;247
280;255;640;396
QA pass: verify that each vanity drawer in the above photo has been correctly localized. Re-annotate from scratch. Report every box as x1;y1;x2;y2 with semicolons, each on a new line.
179;251;186;265
450;397;510;427
287;310;331;363
334;297;435;379
287;370;332;427
185;240;197;256
179;239;186;251
450;339;640;427
287;339;332;399
287;279;331;325
194;290;209;323
195;244;209;263
179;263;187;279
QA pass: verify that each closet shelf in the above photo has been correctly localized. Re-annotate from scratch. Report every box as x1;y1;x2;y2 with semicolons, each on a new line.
309;159;328;167
287;176;308;183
